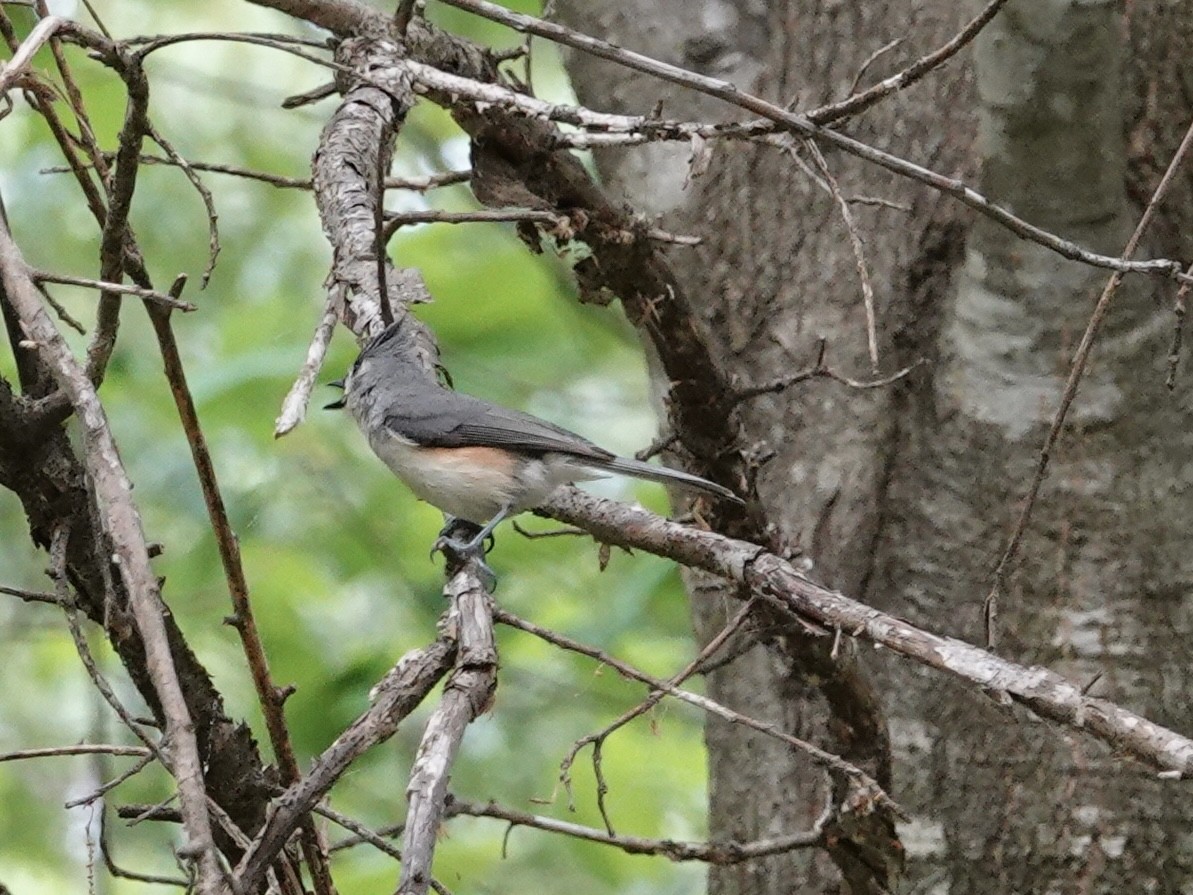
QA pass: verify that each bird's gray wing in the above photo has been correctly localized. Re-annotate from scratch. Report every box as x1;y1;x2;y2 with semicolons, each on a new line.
385;392;616;462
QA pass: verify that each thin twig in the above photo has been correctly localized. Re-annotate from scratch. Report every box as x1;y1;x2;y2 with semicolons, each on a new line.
60;586;160;756
142;120;220;288
65;750;156;808
33;281;87;334
30;269;195;310
145;302;334;895
383;207;563;238
1166;265;1193;389
807;0;1012;125
0;582;61;604
986;113;1193;633
496;607;902;818
803;139;878;370
0;744;150;762
98;806;189;889
732;340;924;402
847;38;903;97
318;804;402;860
275;302;339;436
444;795;823;862
558;598;757;833
41;157;472;193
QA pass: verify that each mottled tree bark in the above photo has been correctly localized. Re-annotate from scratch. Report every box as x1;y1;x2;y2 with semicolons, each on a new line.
877;2;1193;891
560;0;1193;892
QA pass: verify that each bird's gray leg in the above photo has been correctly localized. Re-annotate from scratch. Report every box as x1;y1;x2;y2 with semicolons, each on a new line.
431;505;513;585
439;504;511;553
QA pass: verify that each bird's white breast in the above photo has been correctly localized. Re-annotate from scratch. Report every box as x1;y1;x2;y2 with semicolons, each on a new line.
366;430;607;524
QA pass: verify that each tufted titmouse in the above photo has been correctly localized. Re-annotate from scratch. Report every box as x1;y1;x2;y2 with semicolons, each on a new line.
326;316;743;553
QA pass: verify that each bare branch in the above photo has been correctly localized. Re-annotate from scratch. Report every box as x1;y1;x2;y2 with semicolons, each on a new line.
145;302;333;893
803;139;879;370
0;583;61;605
0;744;151;762
540;487;1193;777
431;0;1193;288
987;111;1193;628
1166;263;1193;389
141;121;220;288
65;751;157;808
232;638;455;893
64;156;471;193
497;608;901;819
559;598;757;832
732;340;925;402
275;301;339;437
0;218;228;893
85;42;151;386
446;795;823;862
319;803;403;860
398;566;498;895
30;269;195;310
0;14;64;93
806;0;1012;125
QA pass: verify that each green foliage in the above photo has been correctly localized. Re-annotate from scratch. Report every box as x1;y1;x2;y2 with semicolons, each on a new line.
0;1;706;892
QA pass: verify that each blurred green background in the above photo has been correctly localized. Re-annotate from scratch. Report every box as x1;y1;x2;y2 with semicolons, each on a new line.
0;1;708;892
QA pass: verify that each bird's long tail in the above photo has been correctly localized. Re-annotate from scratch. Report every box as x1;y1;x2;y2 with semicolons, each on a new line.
598;456;744;505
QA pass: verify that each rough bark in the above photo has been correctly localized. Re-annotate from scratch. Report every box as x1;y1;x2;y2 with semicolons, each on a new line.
875;2;1193;891
561;0;1193;892
559;2;973;892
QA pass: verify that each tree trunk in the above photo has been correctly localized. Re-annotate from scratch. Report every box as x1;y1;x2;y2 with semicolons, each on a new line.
559;0;1193;892
876;2;1193;891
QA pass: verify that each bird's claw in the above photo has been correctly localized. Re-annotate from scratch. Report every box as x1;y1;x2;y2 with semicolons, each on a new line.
431;521;498;589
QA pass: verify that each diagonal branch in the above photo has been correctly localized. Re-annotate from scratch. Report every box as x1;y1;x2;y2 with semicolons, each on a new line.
233;638;456;893
497;608;901;819
431;0;1193;288
987;112;1193;620
445;795;824;862
540;487;1193;777
805;0;1011;125
0;212;228;894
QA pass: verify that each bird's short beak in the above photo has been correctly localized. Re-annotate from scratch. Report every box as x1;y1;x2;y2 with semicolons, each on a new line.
324;378;346;410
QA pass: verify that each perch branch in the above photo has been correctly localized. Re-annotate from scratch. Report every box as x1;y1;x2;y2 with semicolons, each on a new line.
398;563;498;895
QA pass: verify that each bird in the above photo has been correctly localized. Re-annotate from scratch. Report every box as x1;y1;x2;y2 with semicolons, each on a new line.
326;315;743;556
